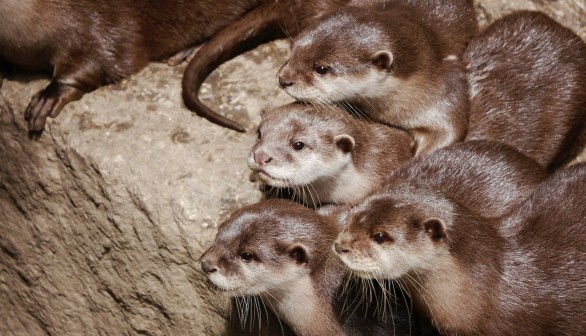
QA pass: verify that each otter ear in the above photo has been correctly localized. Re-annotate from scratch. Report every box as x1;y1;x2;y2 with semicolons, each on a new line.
334;134;355;153
372;50;393;70
287;244;308;265
424;218;446;242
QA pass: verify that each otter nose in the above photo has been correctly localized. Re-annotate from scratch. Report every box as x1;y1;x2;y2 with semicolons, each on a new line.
278;76;294;88
334;242;349;254
201;260;218;274
254;152;273;165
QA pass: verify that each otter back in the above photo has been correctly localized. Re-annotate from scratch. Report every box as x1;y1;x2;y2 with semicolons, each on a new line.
464;11;586;171
386;140;547;218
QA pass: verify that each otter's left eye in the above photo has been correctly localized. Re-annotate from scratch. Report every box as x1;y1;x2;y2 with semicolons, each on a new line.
292;141;305;151
372;232;391;244
241;253;255;262
315;65;329;75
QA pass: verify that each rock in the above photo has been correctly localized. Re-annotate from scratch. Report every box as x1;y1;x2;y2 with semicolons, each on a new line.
0;1;584;335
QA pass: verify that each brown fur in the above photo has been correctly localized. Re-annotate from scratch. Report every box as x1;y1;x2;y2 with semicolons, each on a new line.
278;1;477;156
0;0;263;137
464;11;586;172
386;140;548;218
200;199;422;336
335;160;586;335
248;102;414;206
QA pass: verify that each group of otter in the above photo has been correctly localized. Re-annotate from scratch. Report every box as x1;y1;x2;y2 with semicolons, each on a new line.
203;2;586;336
2;0;585;335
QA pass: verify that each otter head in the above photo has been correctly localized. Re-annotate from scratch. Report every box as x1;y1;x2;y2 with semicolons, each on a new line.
248;103;356;189
333;184;454;280
277;8;398;104
200;199;333;297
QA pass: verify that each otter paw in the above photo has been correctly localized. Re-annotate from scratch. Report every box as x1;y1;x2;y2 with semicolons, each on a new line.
24;80;83;137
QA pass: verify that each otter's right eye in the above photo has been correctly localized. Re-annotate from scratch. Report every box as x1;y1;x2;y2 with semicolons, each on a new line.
315;65;329;75
240;253;255;262
292;141;306;151
372;232;391;244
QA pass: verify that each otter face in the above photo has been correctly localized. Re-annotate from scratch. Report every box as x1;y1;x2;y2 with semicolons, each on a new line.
200;205;313;297
333;193;450;280
248;104;355;189
277;10;398;104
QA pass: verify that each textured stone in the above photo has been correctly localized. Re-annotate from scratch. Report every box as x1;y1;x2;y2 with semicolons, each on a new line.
0;1;584;335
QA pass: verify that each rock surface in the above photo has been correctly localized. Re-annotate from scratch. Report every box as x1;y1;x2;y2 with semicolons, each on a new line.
0;1;584;335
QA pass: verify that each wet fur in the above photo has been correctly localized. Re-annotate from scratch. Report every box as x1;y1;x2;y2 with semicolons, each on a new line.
464;11;586;171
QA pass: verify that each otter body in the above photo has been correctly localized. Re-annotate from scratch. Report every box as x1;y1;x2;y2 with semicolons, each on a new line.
386;140;547;218
0;0;262;135
200;199;422;336
334;162;586;335
464;11;586;171
278;1;477;156
248;103;413;206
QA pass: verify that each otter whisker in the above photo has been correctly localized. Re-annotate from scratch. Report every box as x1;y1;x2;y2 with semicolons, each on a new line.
277;21;294;42
307;182;322;208
260;294;287;336
393;280;414;336
403;273;437;326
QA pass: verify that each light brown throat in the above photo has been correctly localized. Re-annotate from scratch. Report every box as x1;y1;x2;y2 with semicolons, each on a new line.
262;276;343;336
403;261;486;334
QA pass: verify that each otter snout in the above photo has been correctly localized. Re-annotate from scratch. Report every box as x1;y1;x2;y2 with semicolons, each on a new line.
253;152;273;165
277;62;295;89
333;242;349;254
200;260;218;274
278;75;294;88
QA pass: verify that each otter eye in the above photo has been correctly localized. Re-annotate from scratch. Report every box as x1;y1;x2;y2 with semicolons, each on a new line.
372;232;391;244
256;129;261;139
240;252;255;262
292;141;305;151
315;65;329;75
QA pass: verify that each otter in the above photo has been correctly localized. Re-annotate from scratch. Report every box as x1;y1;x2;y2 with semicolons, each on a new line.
199;199;425;336
277;1;477;156
0;0;264;137
247;102;414;207
386;140;548;218
463;11;586;172
333;162;586;335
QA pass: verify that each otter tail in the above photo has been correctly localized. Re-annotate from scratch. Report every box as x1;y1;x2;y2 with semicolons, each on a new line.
182;2;293;132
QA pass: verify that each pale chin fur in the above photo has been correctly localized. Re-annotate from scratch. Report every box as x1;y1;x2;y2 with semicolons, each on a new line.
334;241;415;280
285;69;400;103
206;272;246;293
249;151;352;188
342;254;410;280
209;263;305;297
207;266;275;296
247;155;291;188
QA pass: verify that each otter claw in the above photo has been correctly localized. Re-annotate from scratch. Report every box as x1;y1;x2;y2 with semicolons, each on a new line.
24;80;84;137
